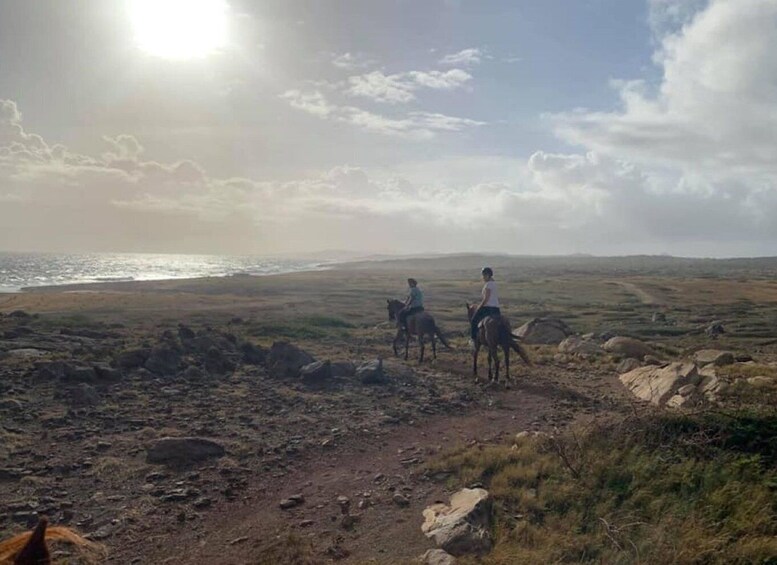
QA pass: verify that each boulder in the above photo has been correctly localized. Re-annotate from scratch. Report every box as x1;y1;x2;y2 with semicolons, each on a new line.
603;336;655;360
115;348;151;370
93;363;122;382
558;336;603;356
61;365;98;384
300;360;332;383
182;365;206;380
356;359;386;384
421;488;492;556
421;549;457;565
8;310;31;319
693;349;735;368
177;324;196;340
619;362;699;406
651;312;667;323
331;361;356;378
705;321;725;338
32;361;68;380
239;342;267;365
616;358;641;374
146;437;225;465
267;341;315;378
68;383;100;407
204;347;236;375
515;318;573;345
144;347;182;376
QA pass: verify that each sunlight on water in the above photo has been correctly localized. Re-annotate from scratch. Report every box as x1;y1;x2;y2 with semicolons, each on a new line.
0;252;324;292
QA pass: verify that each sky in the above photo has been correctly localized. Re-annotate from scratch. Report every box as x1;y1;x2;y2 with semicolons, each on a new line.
0;0;776;257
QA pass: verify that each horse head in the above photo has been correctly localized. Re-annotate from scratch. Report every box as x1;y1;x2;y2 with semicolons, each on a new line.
465;302;476;321
387;299;400;321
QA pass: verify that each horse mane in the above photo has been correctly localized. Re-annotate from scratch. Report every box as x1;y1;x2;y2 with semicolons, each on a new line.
0;518;104;565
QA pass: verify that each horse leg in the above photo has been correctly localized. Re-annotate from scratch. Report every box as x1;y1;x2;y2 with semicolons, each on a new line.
493;346;500;383
473;343;480;381
487;347;493;381
419;335;425;364
392;330;401;357
431;332;437;360
404;332;410;361
503;344;511;387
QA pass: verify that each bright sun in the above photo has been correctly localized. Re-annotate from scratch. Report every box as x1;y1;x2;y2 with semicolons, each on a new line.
129;0;228;60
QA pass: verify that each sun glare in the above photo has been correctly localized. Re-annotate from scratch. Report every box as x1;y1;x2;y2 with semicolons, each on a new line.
129;0;228;60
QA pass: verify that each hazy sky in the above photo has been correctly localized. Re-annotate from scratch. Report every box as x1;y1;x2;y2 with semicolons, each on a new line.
1;0;776;257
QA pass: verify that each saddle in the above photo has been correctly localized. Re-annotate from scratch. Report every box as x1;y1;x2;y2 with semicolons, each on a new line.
477;314;502;329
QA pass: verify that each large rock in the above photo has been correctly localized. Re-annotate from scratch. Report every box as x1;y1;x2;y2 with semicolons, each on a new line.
603;336;655;360
558;336;603;356
204;347;236;375
619;362;699;406
144;347;182;376
693;349;735;367
331;361;356;378
239;342;267;365
421;549;457;565
300;360;332;383
146;437;225;464
515;318;573;345
267;341;315;378
356;359;387;384
616;358;642;374
115;348;151;370
421;488;492;556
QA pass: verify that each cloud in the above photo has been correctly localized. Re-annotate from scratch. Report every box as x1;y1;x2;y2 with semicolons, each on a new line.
331;52;376;70
345;69;472;104
438;48;483;66
280;90;483;139
552;0;777;179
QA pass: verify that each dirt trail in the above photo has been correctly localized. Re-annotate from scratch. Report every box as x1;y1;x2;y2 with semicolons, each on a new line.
608;281;659;305
110;366;626;565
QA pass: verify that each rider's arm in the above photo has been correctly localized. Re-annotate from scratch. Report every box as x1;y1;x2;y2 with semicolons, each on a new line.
479;287;491;309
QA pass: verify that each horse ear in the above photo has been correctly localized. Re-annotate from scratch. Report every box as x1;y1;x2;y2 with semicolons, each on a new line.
387;299;391;305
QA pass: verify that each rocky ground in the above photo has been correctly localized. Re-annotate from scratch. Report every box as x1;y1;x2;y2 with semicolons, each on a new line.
2;263;777;563
0;308;631;563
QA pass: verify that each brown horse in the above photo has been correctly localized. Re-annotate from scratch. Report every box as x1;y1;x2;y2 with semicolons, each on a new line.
0;517;102;564
387;299;451;362
466;303;531;384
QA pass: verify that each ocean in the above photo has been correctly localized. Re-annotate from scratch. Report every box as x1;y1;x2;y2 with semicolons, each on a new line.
0;252;327;293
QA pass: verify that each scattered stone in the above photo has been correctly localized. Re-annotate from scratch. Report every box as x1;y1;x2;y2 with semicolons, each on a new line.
182;365;206;380
603;336;655;360
267;341;315;378
193;497;212;509
557;336;603;356
239;342;266;365
177;324;196;340
619;362;699;406
300;360;332;383
204;347;235;375
115;348;151;370
93;363;122;382
68;383;100;407
331;361;356;378
356;359;386;385
280;494;305;509
693;349;735;368
747;376;775;387
0;399;24;411
144;347;182;376
705;321;725;338
515;318;573;345
9;310;31;319
7;348;48;358
146;437;225;465
422;549;458;565
421;488;492;557
651;312;667;323
393;494;410;507
62;365;98;384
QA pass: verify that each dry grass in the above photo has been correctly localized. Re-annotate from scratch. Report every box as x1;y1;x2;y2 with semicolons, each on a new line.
430;411;777;564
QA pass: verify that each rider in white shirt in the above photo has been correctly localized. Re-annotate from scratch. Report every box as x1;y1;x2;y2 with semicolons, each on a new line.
470;267;501;343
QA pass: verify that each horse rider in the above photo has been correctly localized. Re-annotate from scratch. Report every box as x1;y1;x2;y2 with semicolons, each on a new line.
469;267;501;346
398;278;424;331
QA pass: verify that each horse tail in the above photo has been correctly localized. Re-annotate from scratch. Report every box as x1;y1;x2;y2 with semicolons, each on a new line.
509;335;532;365
435;325;452;349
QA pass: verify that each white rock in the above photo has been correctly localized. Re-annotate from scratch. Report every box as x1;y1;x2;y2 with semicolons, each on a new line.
421;488;492;556
619;362;699;406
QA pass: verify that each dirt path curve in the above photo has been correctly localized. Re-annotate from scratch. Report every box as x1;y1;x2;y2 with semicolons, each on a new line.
111;367;624;565
608;281;659;305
